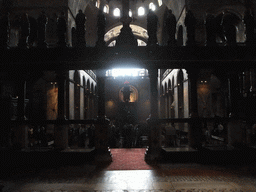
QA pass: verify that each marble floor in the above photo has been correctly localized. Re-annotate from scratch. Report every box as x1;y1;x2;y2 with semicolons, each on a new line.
1;161;256;192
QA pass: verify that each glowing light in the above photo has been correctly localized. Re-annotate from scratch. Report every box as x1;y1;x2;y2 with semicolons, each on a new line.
149;3;156;11
138;7;145;16
113;8;120;17
129;9;132;17
108;68;146;77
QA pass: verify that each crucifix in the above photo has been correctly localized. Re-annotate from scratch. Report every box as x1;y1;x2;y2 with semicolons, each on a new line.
115;0;137;47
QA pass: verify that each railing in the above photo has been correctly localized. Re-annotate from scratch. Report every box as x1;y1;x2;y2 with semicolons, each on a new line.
84;70;97;81
5;117;256;151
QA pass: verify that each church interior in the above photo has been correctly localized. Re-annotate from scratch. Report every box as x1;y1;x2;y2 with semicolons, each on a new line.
1;0;256;191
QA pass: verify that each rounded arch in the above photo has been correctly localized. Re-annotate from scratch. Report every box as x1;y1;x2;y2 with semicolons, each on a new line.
164;82;167;95
104;24;148;45
91;82;94;94
86;79;90;91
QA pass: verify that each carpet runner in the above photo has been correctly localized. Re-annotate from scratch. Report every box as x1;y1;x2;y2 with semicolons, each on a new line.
106;148;153;170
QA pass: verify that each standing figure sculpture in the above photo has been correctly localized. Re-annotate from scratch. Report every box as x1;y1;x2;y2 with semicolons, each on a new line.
221;11;237;46
147;9;159;46
243;10;255;46
165;9;177;46
57;12;67;47
37;11;48;48
205;14;217;46
75;9;86;47
28;16;38;48
0;12;10;49
96;10;106;47
18;13;30;48
185;10;196;46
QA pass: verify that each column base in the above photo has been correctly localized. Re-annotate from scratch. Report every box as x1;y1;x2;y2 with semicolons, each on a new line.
144;146;163;163
94;148;112;163
54;124;68;150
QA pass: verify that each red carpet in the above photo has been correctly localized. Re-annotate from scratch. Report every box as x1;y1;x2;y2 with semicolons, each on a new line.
106;148;153;170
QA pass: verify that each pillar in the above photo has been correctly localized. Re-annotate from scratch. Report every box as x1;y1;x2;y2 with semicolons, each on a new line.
15;79;28;150
187;68;202;149
54;70;68;150
145;68;162;162
228;71;241;117
94;69;112;162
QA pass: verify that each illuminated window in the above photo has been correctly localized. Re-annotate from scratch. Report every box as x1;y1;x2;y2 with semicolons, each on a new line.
158;0;162;6
95;0;100;8
103;5;109;13
129;9;132;17
138;7;145;16
106;68;148;77
113;8;120;17
149;3;156;11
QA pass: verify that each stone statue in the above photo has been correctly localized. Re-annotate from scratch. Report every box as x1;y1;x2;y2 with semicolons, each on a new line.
147;9;158;46
0;12;10;49
185;10;196;46
75;9;86;47
96;9;106;47
18;13;30;48
243;10;255;46
221;12;237;46
165;9;177;46
37;11;48;48
28;16;38;48
205;14;217;46
57;12;67;47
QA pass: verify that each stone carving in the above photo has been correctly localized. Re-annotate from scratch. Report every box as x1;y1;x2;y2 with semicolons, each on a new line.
96;10;106;47
75;9;86;47
37;11;48;48
147;9;158;46
185;10;196;46
205;14;217;46
57;12;67;47
243;10;255;46
0;12;10;49
18;13;30;48
165;9;177;46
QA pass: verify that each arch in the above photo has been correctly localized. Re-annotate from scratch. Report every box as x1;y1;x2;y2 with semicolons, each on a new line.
177;25;183;46
103;5;109;14
138;7;145;16
158;0;162;7
91;82;94;94
113;8;121;17
149;2;156;11
95;0;100;8
215;10;243;45
104;24;148;46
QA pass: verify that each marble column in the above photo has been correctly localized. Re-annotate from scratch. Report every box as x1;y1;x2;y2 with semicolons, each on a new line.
54;70;68;150
187;68;202;149
15;79;28;150
95;69;112;162
145;68;162;162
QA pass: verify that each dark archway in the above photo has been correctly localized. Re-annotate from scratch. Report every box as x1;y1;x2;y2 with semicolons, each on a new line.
177;25;183;46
